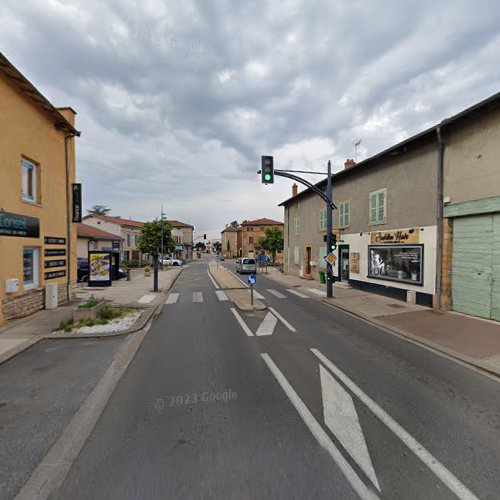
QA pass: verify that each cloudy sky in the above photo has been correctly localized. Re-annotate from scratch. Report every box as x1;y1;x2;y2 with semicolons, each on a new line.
1;0;500;239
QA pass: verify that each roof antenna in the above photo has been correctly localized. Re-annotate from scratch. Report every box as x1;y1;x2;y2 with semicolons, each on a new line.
353;139;362;162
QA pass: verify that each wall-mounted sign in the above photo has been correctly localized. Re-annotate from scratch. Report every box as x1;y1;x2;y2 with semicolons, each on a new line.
45;236;66;245
350;252;360;274
370;229;419;245
45;270;66;280
0;211;39;238
368;245;423;285
44;249;66;257
44;259;66;268
72;183;82;223
88;251;112;287
112;240;121;251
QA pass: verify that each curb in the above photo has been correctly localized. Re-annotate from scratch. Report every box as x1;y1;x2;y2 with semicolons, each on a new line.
320;298;500;381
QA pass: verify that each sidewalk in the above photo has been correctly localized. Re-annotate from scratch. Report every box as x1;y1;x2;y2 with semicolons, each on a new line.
0;267;182;364
265;267;500;377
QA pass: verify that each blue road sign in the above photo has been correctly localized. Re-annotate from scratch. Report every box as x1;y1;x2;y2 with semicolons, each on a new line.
248;275;256;285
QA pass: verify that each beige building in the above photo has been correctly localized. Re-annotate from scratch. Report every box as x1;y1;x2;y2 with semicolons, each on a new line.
169;220;194;260
241;218;284;261
221;227;242;258
0;52;79;325
76;223;122;259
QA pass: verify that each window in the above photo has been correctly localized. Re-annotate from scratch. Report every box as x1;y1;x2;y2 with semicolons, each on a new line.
22;159;38;203
339;201;350;227
319;209;327;231
294;217;300;235
248;227;253;232
294;246;300;265
135;234;139;246
127;234;131;246
368;245;423;285
260;226;265;231
369;189;386;223
249;237;254;244
23;248;39;288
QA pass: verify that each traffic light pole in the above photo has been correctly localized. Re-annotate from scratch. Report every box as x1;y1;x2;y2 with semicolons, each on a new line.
326;160;334;298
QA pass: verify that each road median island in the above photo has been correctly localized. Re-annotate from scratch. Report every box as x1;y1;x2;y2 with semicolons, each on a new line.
208;264;266;311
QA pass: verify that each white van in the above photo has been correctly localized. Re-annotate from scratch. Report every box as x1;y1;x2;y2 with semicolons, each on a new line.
236;257;257;274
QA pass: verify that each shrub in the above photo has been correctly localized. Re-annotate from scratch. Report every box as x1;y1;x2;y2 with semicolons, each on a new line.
78;295;103;309
56;319;74;332
99;306;121;321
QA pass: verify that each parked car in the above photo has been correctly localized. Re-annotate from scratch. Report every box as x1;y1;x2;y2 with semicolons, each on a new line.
159;256;183;266
236;257;256;274
218;254;225;261
77;258;89;282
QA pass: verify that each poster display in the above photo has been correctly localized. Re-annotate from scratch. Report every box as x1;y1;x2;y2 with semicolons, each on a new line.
88;251;112;287
368;245;423;285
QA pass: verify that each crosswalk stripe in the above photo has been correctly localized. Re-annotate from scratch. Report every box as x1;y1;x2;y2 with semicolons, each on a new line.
165;293;179;304
193;292;203;303
308;288;326;297
286;289;309;298
215;290;229;301
267;289;286;299
253;290;265;300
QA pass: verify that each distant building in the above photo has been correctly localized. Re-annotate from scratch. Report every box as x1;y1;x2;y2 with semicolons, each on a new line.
0;52;80;325
221;227;242;258
241;218;284;260
168;220;194;260
76;223;122;259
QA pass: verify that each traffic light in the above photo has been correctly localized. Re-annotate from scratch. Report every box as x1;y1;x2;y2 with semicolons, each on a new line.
261;156;274;184
203;234;206;240
330;233;337;252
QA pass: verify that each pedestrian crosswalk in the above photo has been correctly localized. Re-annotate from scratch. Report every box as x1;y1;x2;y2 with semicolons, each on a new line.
165;287;322;304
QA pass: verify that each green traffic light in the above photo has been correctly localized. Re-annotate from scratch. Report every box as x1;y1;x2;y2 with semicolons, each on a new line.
264;173;272;181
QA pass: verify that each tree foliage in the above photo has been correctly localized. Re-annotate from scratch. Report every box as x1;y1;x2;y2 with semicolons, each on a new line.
87;205;111;215
195;242;206;251
213;241;222;253
138;219;174;257
229;220;239;228
258;226;284;263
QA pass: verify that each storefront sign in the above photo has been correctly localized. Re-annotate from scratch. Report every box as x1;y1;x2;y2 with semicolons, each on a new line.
112;240;121;251
72;183;82;223
368;245;423;285
350;252;360;274
370;229;419;245
44;236;66;245
44;259;66;268
88;251;112;287
44;249;66;257
45;270;66;280
0;211;39;238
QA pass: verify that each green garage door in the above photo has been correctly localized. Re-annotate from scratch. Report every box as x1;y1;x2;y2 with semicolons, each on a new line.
452;213;500;320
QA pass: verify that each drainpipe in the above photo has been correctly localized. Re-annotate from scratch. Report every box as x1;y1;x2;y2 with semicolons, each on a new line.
435;124;445;310
287;204;290;274
64;134;74;301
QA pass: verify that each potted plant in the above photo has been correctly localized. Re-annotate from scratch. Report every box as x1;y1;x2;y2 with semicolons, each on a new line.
144;265;151;277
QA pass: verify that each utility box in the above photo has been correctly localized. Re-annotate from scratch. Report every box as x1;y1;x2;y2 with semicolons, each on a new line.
45;283;58;310
5;279;19;294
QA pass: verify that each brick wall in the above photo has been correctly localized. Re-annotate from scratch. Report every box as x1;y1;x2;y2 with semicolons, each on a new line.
58;283;69;304
2;289;45;320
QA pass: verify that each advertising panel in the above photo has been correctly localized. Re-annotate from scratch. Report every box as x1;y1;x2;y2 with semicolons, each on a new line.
88;251;112;287
0;211;39;238
368;245;423;285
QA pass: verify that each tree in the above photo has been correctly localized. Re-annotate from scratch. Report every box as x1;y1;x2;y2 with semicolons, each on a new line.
213;241;222;253
195;242;206;251
258;226;284;263
229;220;239;228
137;219;174;257
87;205;111;216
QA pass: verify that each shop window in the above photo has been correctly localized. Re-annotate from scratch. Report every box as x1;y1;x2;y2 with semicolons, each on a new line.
23;248;39;288
368;245;423;285
340;202;350;228
319;209;327;231
369;189;386;223
21;159;38;203
294;217;300;235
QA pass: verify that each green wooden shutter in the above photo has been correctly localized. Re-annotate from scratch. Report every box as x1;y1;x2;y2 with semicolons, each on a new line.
491;213;500;321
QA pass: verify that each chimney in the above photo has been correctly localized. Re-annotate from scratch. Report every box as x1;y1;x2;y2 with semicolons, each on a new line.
344;158;356;169
292;183;298;197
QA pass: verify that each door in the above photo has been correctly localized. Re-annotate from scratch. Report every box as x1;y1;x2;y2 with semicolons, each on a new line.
452;213;500;320
305;246;312;275
339;245;350;282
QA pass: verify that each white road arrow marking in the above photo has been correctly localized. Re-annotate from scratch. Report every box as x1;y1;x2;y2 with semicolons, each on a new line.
286;289;309;298
267;289;286;298
256;312;278;336
165;293;179;304
215;290;229;301
312;349;479;500
268;307;297;332
320;365;380;491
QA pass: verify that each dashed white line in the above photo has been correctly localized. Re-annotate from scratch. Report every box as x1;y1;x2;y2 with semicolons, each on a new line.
267;289;287;299
215;290;229;301
261;353;379;500
268;307;297;333
192;292;203;303
311;349;480;500
207;270;219;289
230;308;253;336
165;293;179;304
286;289;309;298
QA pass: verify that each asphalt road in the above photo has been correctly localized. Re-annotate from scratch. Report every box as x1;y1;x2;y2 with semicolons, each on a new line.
55;258;500;500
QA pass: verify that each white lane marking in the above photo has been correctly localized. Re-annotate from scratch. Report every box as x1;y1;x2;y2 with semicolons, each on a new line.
228;269;249;288
256;312;278;336
230;308;253;336
253;290;265;300
193;292;203;303
268;307;297;333
320;365;380;491
138;294;155;304
261;353;379;500
311;349;480;500
165;293;179;304
286;289;309;298
207;270;219;289
267;289;287;299
309;288;326;297
215;290;229;301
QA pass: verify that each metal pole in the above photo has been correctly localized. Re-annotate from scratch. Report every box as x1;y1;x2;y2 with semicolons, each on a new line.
153;254;159;292
251;284;254;306
326;160;334;298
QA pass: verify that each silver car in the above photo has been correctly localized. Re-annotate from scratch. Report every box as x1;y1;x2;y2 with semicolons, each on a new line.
236;258;256;274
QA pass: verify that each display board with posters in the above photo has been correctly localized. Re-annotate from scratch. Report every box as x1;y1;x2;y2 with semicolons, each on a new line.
368;245;423;285
88;251;112;287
